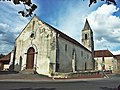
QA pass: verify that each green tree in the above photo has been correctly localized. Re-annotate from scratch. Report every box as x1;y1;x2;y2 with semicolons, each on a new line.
88;0;116;7
12;0;37;17
0;0;117;17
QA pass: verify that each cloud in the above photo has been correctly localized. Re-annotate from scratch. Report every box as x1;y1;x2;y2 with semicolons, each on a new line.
42;1;120;54
1;0;120;55
112;50;120;55
87;4;120;53
0;22;16;54
0;2;30;54
0;23;9;29
0;23;9;33
49;0;97;41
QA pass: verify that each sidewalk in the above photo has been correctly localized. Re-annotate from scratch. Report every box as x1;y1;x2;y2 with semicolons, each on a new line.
0;73;105;82
0;73;51;80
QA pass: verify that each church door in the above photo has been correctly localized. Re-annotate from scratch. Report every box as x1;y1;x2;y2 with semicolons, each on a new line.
26;47;35;69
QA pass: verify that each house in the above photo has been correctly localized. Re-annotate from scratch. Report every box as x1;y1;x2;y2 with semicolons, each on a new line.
114;54;120;73
13;15;94;76
0;51;14;71
94;50;118;73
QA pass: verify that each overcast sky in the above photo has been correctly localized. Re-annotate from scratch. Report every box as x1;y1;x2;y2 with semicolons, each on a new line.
0;0;120;55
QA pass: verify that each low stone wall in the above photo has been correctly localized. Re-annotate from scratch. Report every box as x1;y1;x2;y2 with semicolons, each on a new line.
53;70;104;79
113;70;120;74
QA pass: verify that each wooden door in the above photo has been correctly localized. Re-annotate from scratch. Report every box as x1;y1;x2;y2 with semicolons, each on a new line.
26;47;35;69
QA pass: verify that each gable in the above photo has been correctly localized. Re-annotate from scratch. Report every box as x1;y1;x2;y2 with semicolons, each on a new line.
16;16;45;41
16;15;91;53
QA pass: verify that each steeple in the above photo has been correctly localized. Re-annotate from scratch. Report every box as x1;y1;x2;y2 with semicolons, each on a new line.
82;19;95;70
82;19;92;31
81;19;94;52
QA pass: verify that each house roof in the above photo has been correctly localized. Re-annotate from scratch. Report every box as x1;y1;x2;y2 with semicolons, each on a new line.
0;52;11;63
115;54;120;60
16;15;91;53
94;50;114;57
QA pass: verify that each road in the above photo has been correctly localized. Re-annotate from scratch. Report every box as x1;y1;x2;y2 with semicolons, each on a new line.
0;76;120;90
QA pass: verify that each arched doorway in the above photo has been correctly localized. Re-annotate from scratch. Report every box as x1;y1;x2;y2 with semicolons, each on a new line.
26;47;35;69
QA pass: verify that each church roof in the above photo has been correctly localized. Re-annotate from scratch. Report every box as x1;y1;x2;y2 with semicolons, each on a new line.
39;17;91;53
82;19;92;31
94;50;114;57
17;15;91;53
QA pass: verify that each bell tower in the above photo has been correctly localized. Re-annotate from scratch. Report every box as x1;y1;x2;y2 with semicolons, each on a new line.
82;19;95;70
82;19;94;52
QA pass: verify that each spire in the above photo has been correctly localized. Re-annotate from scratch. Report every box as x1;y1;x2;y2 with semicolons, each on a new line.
82;19;91;31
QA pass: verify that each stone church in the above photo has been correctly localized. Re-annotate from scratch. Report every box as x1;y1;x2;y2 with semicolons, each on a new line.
13;15;94;76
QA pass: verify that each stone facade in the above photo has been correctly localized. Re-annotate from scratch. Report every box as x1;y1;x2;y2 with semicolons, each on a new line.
82;19;94;52
14;16;93;76
57;35;93;72
81;19;95;70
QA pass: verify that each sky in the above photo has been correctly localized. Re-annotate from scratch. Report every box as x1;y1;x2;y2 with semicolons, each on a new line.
0;0;120;55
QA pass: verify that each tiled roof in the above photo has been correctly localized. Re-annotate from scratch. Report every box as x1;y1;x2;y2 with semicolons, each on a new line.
115;54;120;60
44;21;91;53
0;52;11;62
36;16;91;53
94;50;114;57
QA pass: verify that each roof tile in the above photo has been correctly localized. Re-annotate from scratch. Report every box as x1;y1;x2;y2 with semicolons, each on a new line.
94;50;114;57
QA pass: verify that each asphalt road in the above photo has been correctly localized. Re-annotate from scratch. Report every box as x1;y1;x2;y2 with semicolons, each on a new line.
0;77;120;90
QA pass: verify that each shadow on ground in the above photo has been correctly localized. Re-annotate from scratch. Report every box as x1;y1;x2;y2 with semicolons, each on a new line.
11;88;56;90
100;84;120;90
0;71;18;74
100;87;117;90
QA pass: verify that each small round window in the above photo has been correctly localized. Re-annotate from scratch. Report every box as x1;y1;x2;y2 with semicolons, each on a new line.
30;33;34;38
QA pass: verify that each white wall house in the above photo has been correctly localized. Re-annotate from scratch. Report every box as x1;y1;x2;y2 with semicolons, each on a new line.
114;55;120;73
94;50;118;73
0;50;14;71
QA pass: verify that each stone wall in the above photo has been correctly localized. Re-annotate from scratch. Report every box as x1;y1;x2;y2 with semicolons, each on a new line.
57;36;93;73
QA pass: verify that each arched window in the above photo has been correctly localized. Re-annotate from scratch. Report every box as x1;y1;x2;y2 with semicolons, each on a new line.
65;44;67;52
85;34;87;39
72;49;76;59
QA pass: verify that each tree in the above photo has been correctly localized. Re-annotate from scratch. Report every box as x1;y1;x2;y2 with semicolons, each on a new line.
0;0;117;17
88;0;117;7
0;54;5;59
13;0;117;16
12;0;37;17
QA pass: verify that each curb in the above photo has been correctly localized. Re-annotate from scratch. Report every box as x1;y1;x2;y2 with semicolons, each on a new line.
0;77;105;83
